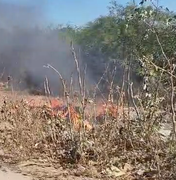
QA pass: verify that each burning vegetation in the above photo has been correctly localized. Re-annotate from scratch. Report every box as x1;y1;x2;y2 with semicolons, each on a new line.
0;0;176;180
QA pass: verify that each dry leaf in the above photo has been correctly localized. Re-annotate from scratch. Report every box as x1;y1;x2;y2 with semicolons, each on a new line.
106;165;126;177
123;163;133;172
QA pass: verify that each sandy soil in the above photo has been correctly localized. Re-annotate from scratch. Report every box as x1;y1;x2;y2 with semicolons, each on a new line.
0;160;104;180
0;167;32;180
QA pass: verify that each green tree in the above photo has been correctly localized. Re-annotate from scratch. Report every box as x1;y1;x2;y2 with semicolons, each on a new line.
72;1;176;88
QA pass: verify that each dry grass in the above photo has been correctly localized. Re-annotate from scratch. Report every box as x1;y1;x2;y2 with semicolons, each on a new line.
0;89;175;180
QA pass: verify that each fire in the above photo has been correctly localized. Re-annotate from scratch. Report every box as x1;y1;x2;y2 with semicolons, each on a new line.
21;97;122;132
49;98;93;131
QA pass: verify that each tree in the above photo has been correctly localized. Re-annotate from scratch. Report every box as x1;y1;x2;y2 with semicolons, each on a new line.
71;1;176;93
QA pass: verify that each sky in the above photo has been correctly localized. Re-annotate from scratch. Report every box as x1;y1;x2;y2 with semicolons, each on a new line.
1;0;176;27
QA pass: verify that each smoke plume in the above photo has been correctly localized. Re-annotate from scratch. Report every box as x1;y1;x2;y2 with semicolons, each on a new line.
0;1;94;96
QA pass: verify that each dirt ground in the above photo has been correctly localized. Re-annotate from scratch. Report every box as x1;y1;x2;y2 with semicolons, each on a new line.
0;162;103;180
0;167;32;180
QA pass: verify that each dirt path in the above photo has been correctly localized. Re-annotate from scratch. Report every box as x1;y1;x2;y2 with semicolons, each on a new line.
0;162;103;180
0;167;32;180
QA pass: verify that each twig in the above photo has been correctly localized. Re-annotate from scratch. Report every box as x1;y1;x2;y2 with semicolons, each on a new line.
129;82;140;118
44;64;67;97
44;76;51;97
70;41;83;97
154;32;176;139
44;64;74;139
93;64;110;100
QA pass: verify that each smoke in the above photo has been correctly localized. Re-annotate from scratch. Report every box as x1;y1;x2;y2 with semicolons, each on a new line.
0;1;95;96
0;1;46;29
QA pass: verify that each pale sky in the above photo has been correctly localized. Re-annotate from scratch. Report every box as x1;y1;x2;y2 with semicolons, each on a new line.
1;0;176;26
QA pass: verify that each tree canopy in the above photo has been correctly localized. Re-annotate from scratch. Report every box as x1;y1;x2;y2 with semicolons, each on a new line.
62;0;176;84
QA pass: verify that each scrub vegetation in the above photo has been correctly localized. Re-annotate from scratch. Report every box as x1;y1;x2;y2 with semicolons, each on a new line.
0;0;176;179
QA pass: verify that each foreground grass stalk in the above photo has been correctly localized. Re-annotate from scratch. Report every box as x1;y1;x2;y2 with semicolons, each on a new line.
44;64;74;140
